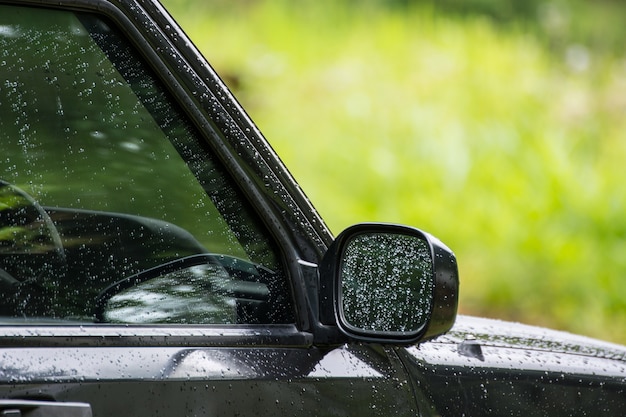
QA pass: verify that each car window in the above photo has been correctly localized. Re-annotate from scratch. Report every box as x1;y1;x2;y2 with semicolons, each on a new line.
0;5;294;325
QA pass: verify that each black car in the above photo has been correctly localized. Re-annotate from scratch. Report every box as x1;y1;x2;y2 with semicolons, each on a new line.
0;1;624;416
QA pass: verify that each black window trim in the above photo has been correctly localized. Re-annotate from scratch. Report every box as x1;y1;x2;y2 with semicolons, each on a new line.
0;324;313;348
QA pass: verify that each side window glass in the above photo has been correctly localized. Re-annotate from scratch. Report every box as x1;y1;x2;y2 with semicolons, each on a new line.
0;5;294;324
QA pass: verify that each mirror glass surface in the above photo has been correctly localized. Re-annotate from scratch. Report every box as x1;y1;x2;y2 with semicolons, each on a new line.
340;232;434;333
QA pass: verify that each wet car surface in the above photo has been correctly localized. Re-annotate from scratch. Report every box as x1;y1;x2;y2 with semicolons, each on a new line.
0;1;624;416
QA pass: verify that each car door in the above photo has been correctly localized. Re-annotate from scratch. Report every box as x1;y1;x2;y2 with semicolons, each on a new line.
0;1;420;416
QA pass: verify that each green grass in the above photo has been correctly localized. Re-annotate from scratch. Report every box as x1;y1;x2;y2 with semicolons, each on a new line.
161;0;626;344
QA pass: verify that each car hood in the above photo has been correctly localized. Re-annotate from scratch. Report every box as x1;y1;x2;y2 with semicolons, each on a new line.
433;315;626;362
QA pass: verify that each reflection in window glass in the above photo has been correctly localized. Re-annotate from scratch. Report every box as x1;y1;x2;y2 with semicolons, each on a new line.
0;5;293;324
103;264;238;324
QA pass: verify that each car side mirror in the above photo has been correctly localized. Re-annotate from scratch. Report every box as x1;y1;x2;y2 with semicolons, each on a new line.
319;223;458;344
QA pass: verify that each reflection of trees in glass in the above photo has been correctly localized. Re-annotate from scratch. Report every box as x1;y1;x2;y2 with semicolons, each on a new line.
341;233;434;333
0;7;225;252
0;187;31;252
0;6;278;267
0;181;61;255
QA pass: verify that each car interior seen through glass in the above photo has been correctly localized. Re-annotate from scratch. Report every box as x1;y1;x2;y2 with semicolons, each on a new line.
0;5;294;324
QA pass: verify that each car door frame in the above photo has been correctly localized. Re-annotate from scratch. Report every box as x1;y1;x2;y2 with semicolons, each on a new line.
0;1;423;416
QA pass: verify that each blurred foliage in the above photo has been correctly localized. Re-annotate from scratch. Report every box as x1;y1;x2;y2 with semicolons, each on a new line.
160;0;626;344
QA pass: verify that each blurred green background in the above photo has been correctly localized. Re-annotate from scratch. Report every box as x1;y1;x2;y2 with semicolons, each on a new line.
160;0;626;344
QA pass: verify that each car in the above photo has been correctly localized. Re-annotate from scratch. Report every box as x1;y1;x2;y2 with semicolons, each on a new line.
0;0;624;416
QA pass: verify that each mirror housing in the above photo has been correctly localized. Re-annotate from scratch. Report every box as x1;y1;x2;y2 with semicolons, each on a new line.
319;223;458;344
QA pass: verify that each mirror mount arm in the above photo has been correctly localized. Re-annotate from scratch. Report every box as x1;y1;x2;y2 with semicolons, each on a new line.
311;323;349;346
